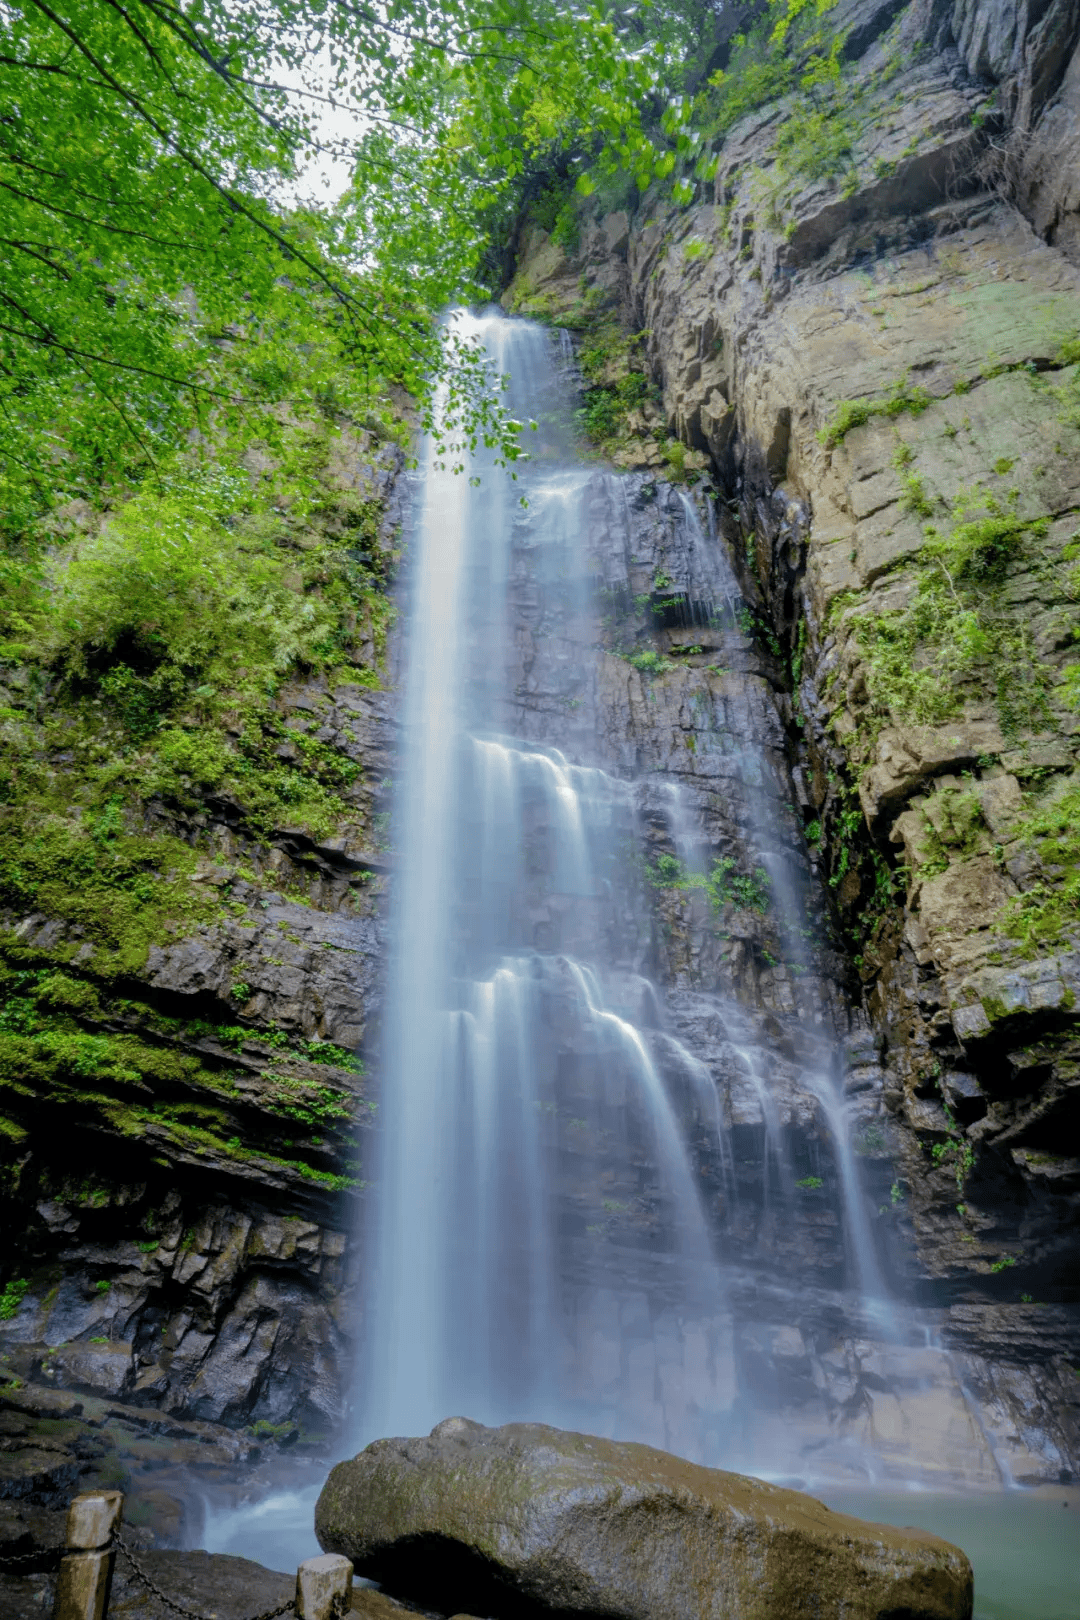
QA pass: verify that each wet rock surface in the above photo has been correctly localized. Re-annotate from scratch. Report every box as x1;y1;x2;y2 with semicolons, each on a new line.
0;430;403;1444
0;1546;427;1620
316;1416;974;1620
503;0;1080;1478
0;1364;265;1550
106;1551;293;1620
2;0;1079;1526
0;676;393;1439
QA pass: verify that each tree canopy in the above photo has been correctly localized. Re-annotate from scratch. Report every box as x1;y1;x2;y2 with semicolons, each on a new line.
0;0;727;523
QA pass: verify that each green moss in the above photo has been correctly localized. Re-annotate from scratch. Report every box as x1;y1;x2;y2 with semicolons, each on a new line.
259;1153;365;1191
573;324;654;453
1001;779;1080;952
0;817;218;975
819;377;934;449
848;490;1055;751
916;787;986;875
34;973;102;1018
647;851;771;916
0;1019;220;1103
627;649;675;675
0;395;395;921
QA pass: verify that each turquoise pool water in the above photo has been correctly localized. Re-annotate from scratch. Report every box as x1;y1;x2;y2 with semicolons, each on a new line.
821;1489;1080;1620
204;1478;1080;1617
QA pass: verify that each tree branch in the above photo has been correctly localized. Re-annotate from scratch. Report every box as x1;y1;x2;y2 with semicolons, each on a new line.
23;0;390;348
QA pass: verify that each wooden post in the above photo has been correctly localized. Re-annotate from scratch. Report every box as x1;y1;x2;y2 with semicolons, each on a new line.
295;1552;353;1620
52;1491;124;1620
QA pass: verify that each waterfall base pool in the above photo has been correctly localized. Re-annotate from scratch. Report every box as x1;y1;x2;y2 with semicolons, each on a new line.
820;1487;1080;1620
201;1469;1080;1619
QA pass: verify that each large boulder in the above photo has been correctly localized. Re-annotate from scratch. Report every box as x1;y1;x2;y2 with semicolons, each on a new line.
315;1417;973;1620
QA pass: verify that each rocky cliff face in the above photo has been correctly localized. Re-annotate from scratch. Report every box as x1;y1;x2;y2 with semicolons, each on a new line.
4;0;1080;1526
0;420;403;1525
506;0;1080;1479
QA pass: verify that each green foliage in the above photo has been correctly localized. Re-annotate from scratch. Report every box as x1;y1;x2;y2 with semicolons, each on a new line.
261;1155;364;1191
849;488;1053;748
0;818;216;975
41;451;389;711
628;650;676;675
819;379;935;449
0;0;694;517
990;1254;1017;1273
577;376;649;444
701;0;922;232
825;798;865;891
822;400;873;443
700;1;844;142
574;325;652;451
1;415;394;885
922;484;1045;584
0;1277;29;1320
661;439;692;481
648;853;688;888
1;1012;208;1098
529;182;581;255
648;852;771;916
710;857;772;914
0;958;361;1192
302;1038;362;1071
899;472;934;518
50;484;307;685
930;1090;976;1190
795;1175;823;1189
247;1418;300;1443
768;48;856;194
1001;779;1080;951
917;788;986;876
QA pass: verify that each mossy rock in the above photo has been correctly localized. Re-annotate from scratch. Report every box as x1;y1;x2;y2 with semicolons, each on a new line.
316;1417;973;1620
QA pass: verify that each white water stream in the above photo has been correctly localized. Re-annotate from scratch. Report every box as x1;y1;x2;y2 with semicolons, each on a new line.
357;311;884;1454
200;312;1077;1614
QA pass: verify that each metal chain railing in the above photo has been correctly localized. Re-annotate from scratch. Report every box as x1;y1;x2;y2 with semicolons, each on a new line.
2;1493;352;1620
113;1531;303;1620
0;1544;63;1570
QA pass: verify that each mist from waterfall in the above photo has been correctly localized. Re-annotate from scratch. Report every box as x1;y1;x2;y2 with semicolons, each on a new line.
358;310;911;1479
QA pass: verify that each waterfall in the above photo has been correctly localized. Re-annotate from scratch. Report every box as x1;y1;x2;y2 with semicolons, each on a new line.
361;314;713;1441
357;310;981;1487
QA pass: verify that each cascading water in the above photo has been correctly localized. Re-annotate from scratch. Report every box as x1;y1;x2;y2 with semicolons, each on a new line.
357;309;1005;1490
362;311;718;1442
198;320;1076;1615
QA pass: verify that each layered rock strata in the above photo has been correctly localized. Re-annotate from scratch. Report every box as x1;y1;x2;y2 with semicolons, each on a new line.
505;0;1080;1476
0;434;403;1452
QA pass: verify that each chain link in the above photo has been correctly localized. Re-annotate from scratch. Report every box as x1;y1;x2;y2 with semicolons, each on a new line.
0;1544;63;1569
4;1529;351;1620
114;1531;297;1620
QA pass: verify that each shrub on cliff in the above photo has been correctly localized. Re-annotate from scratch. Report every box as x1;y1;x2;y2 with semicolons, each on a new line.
45;474;332;706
